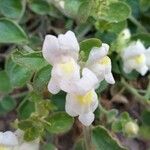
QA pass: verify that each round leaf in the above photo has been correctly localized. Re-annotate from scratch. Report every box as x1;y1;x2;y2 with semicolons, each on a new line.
0;18;28;43
0;70;12;93
92;126;127;150
45;112;74;134
0;0;24;19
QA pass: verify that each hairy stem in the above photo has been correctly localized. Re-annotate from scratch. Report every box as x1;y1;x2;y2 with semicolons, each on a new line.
121;78;149;106
83;126;92;150
129;16;148;33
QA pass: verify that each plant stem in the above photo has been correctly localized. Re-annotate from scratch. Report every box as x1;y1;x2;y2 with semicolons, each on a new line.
129;16;147;33
121;78;149;106
83;126;92;150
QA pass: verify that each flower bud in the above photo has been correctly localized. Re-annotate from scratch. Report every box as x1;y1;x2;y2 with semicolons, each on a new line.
124;121;139;136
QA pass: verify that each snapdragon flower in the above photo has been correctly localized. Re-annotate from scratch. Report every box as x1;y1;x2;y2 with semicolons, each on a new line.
65;89;98;126
0;131;18;150
14;130;39;150
86;43;115;84
121;40;148;75
42;31;98;94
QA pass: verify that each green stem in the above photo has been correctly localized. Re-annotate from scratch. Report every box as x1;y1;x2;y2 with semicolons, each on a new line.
83;126;92;150
121;78;149;106
145;76;150;99
129;16;147;33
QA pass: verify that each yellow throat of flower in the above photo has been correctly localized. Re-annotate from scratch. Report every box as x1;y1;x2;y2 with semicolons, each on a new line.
59;61;74;74
99;56;111;65
0;145;9;150
77;90;94;105
134;54;145;64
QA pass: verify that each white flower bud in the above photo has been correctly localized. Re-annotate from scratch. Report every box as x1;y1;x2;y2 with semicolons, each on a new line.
124;121;139;136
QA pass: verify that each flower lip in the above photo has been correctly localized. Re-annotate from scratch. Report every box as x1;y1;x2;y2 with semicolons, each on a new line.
0;131;18;147
122;40;146;60
76;90;94;105
42;30;79;65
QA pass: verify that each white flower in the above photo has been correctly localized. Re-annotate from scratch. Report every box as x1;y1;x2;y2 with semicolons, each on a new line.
145;47;150;69
121;40;148;75
60;68;98;95
14;130;39;150
48;57;80;94
86;43;115;84
65;89;98;126
0;131;18;150
42;30;79;65
42;31;81;94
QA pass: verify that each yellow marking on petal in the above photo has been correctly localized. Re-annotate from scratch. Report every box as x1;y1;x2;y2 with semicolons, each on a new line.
59;61;74;74
77;90;93;105
99;56;111;65
134;54;145;64
0;145;9;150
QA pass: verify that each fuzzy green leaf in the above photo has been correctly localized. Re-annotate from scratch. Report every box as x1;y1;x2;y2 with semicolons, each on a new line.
45;112;74;134
0;18;28;43
92;126;127;150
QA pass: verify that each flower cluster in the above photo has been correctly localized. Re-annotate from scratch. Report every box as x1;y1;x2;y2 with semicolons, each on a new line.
42;31;115;126
121;40;150;75
0;130;39;150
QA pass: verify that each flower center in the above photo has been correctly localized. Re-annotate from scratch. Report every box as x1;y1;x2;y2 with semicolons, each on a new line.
77;90;93;105
0;145;9;150
59;61;74;74
99;56;111;65
134;54;144;64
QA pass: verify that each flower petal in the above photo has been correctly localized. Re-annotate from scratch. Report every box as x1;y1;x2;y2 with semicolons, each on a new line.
71;68;98;95
122;40;146;60
0;131;18;146
58;30;79;60
87;43;109;65
136;65;148;76
42;35;59;65
65;94;78;117
48;78;60;94
104;73;115;84
78;112;94;126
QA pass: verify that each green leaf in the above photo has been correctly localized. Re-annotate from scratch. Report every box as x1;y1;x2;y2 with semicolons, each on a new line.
24;127;40;141
131;33;150;47
77;2;91;23
43;144;56;150
18;120;34;130
36;101;55;118
18;97;35;119
92;126;127;150
29;0;51;15
5;58;32;87
64;0;82;18
0;18;28;43
141;110;150;126
33;65;52;93
12;51;48;71
0;95;16;114
99;2;131;23
96;80;108;93
0;70;12;93
122;0;140;17
27;92;42;103
52;92;66;111
45;112;74;134
0;0;24;19
107;109;118;123
80;38;102;61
